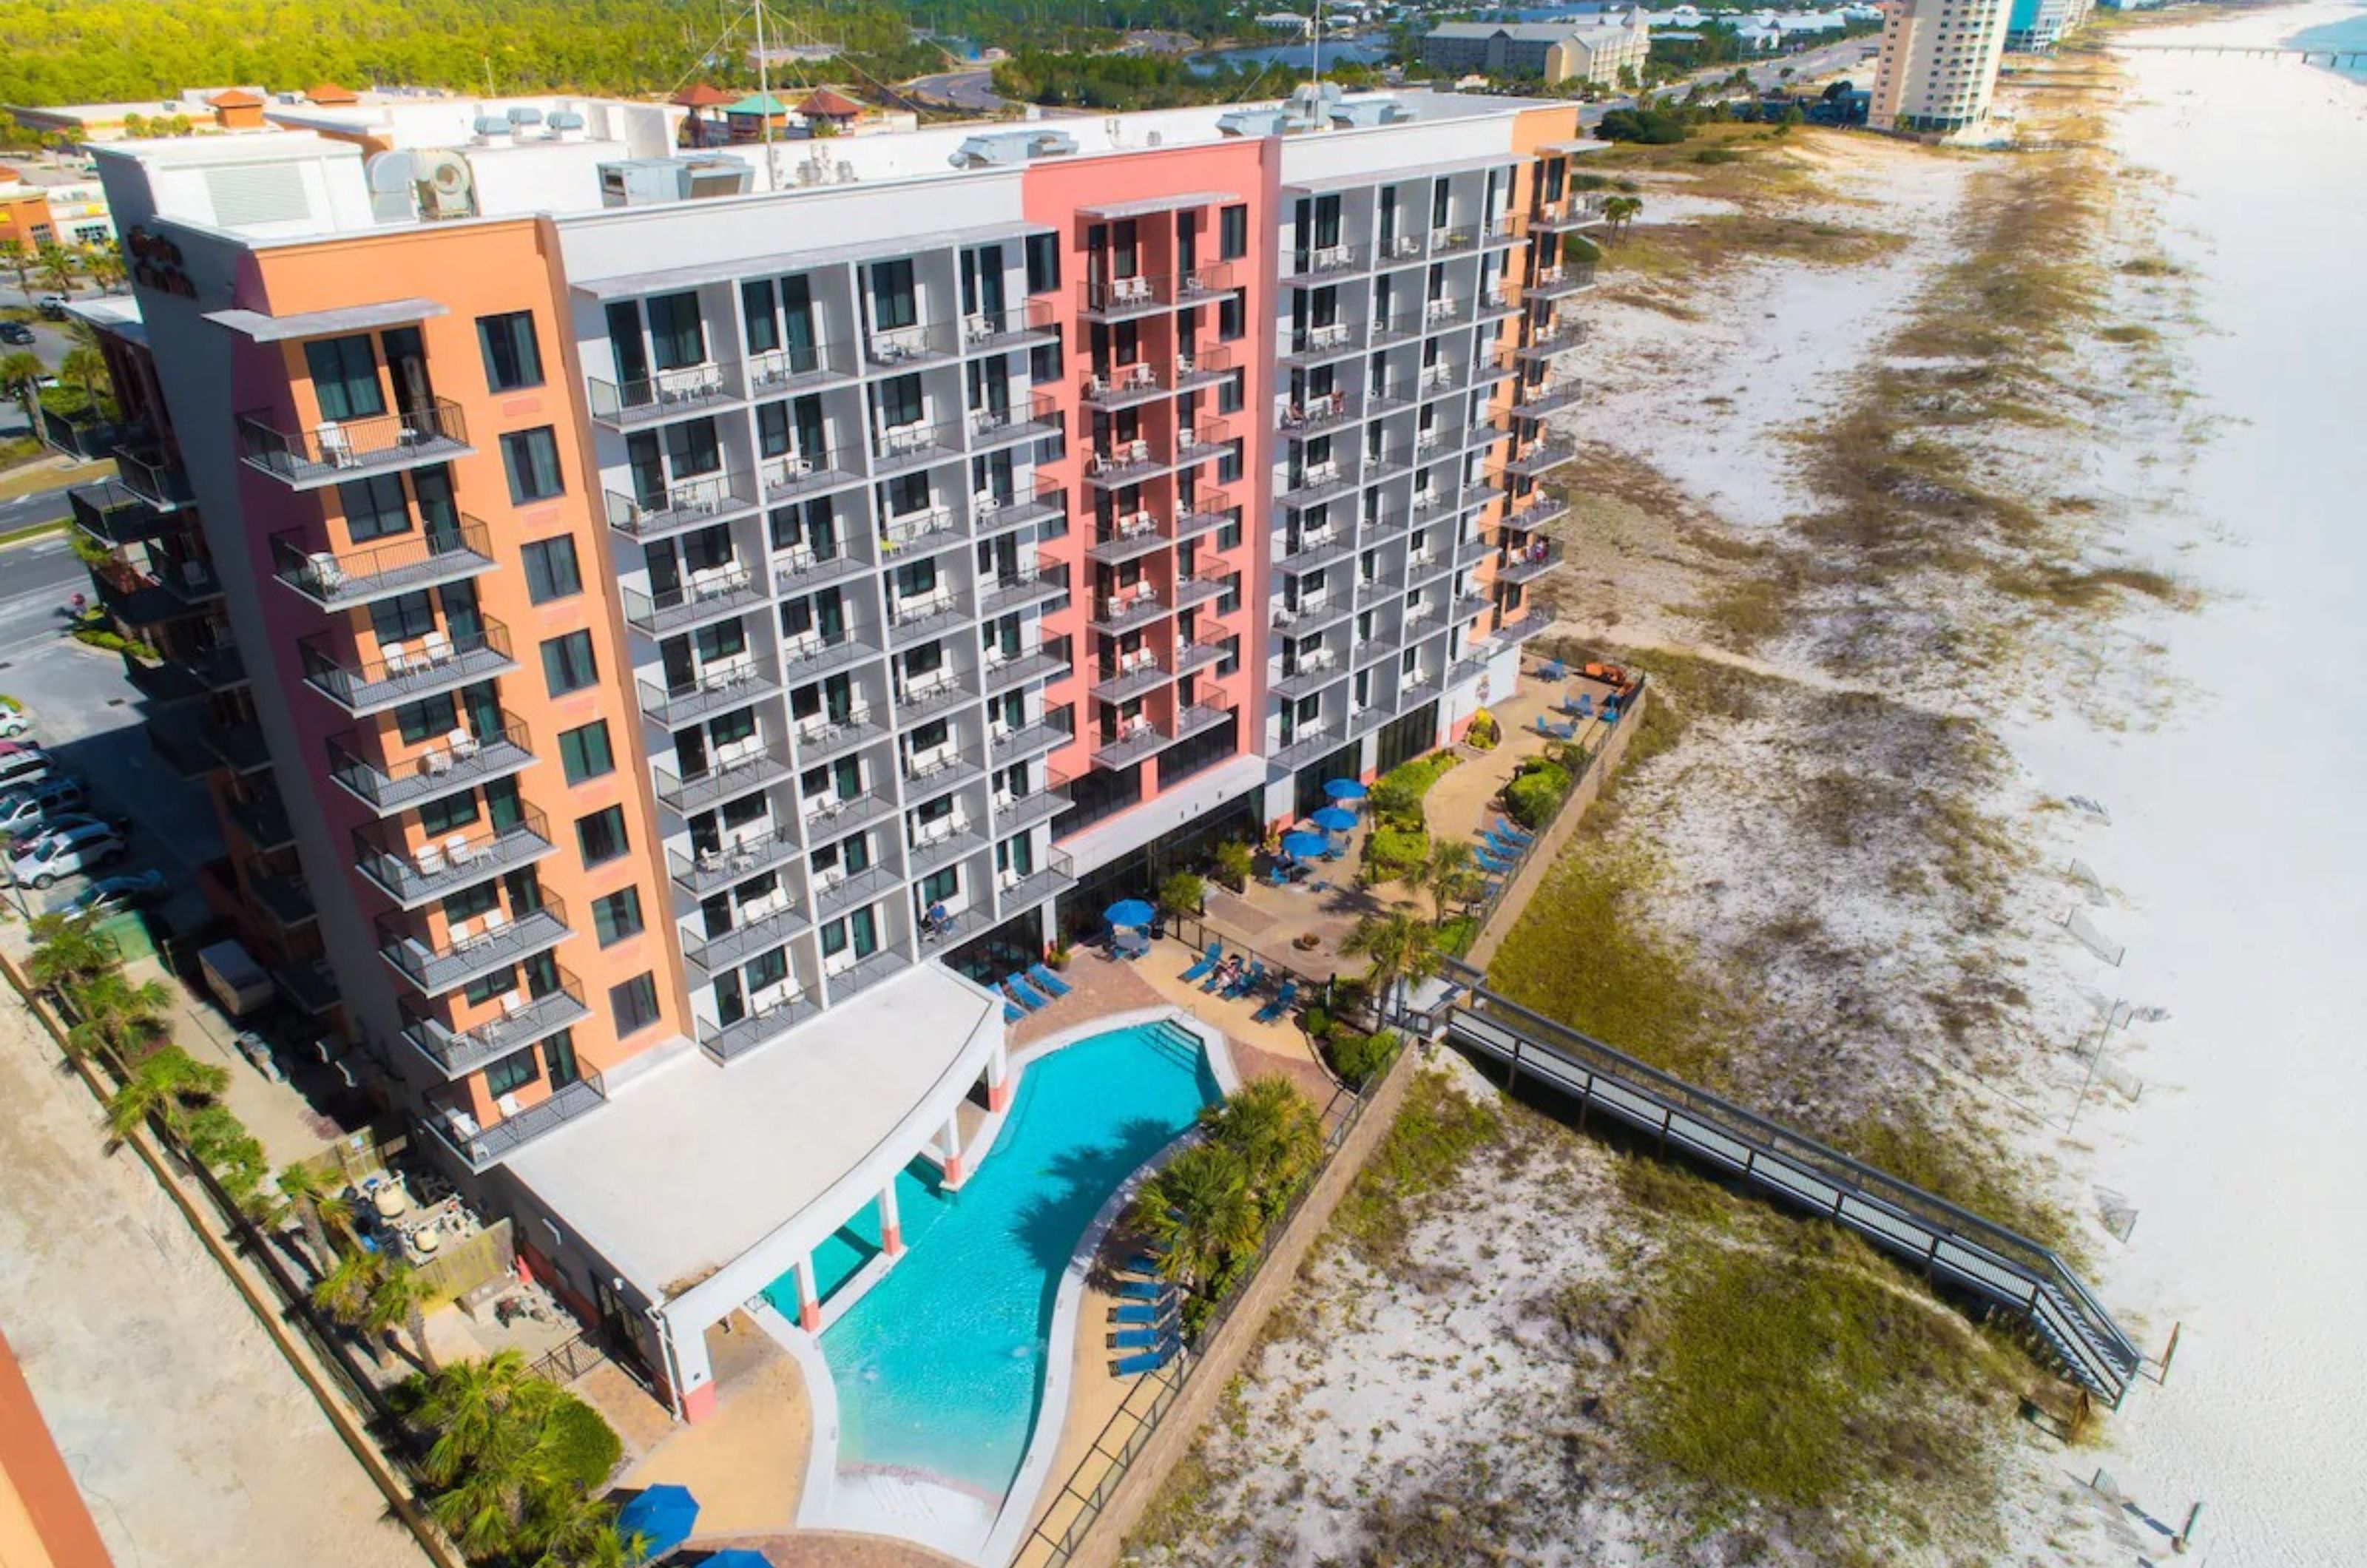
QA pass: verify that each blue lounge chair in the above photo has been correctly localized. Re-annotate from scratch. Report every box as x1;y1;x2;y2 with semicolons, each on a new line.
1009;973;1054;1008
1002;998;1025;1024
1535;658;1567;680
1118;1277;1172;1302
1601;699;1621;724
1201;957;1235;993
1535;717;1577;741
1263;862;1291;887
1560;693;1596;720
1112;1300;1174;1325
1027;963;1073;998
1482;834;1525;860
1123;1251;1166;1276
1178;942;1222;984
1113;1325;1169;1351
1254;980;1299;1024
1001;979;1041;1013
1490;817;1534;843
1223;959;1265;999
1114;1336;1181;1376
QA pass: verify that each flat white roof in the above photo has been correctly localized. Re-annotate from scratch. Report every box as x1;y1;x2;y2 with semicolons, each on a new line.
505;962;1002;1301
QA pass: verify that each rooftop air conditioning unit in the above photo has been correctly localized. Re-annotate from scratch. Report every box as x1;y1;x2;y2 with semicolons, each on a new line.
598;155;753;207
412;149;477;220
363;150;418;223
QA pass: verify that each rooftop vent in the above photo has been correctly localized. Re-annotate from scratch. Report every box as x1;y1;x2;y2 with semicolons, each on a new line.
945;129;1078;169
505;105;545;126
597;155;754;207
470;115;512;144
546;109;587;138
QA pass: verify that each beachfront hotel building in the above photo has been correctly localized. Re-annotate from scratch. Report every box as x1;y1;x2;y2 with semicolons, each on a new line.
54;82;1595;1424
1871;0;2011;130
2005;0;2097;53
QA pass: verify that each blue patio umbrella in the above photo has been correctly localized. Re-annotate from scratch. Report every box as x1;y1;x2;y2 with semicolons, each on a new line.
1104;897;1156;930
1310;805;1359;833
1280;831;1330;861
1323;777;1368;801
615;1484;700;1559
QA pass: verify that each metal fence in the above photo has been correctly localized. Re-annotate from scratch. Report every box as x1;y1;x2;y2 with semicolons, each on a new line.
1459;673;1647;943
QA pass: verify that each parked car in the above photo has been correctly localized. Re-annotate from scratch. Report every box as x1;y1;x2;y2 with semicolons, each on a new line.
0;779;91;836
5;820;125;888
55;868;166;917
0;741;55;788
0;322;32;345
34;294;67;320
0;707;34;738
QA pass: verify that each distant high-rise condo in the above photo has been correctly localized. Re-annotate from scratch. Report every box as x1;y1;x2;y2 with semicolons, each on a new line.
1871;0;2010;132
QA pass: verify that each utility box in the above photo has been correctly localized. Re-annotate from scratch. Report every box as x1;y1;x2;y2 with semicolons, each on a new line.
197;939;272;1018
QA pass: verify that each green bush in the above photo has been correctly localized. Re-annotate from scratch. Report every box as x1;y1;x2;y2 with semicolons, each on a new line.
1504;760;1573;830
543;1393;623;1489
1463;709;1499;750
1437;914;1479;958
1158;871;1206;922
1694;146;1743;165
1571;172;1613;191
1363;824;1429;882
1212;839;1254;893
1369;751;1457;828
1300;1004;1335;1040
1325;1029;1400;1090
1598;107;1695;144
1561;232;1604;266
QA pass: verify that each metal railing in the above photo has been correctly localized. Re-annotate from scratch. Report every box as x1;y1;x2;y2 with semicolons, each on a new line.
354;806;555;906
864;320;959;368
378;892;571;996
237;399;467;484
327;716;534;816
870;418;968;470
587;361;738;424
270;519;495;609
748;341;854;395
605;473;758;536
298;620;513;713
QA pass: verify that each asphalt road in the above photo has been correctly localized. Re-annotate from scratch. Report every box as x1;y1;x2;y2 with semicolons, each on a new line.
0;473;87;535
909;67;1010;112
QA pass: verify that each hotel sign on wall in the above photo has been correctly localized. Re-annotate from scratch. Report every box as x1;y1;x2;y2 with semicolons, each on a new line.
126;226;200;299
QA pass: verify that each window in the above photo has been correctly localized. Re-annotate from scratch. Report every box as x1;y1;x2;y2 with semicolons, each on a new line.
441;879;501;925
417;789;482;838
501;428;564;503
610;973;662;1038
1024;232;1061;295
521;536;581;604
305;334;384;421
394;692;459;746
646;292;706;371
576;805;629;867
1218;291;1245;342
742;279;780;354
1217;441;1243;485
541;630;598;695
485;1047;541;1099
1030;339;1063;386
592;886;645;946
1220;203;1248;260
1218;370;1244;415
1217;511;1243;550
1218;634;1240;676
337;473;411;543
558;721;613;785
477;311;544;391
869;258;917;331
544;1030;581;1088
919;866;958;906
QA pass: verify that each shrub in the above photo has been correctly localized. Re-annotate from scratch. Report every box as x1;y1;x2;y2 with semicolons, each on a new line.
1369;751;1456;827
1504;760;1573;830
543;1393;623;1489
1694;146;1743;165
1363;824;1428;882
1437;914;1479;958
1598;107;1694;144
71;626;146;655
1157;871;1206;922
1300;1004;1335;1040
1325;1029;1399;1090
1464;709;1499;750
1561;232;1603;266
1212;839;1254;892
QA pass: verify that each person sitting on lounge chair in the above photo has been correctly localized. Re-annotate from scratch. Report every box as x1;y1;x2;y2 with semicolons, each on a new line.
1210;955;1243;992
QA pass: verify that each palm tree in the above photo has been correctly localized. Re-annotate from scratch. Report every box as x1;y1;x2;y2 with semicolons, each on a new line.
1203;1077;1323;1218
426;1375;571;1558
1408;838;1482;927
416;1349;535;1484
62;967;172;1061
274;1163;352;1267
1131;1142;1260;1289
1343;910;1442;1028
524;1490;645;1567
366;1263;439;1373
57;344;107;412
35;246;75;297
83;248;124;293
25;912;119;993
104;1045;228;1144
1603;195;1644;241
311;1246;382;1331
0;237;32;299
0;348;42;415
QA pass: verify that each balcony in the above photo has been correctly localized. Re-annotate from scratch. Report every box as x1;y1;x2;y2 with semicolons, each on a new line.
587;362;739;429
962;300;1061;356
989;711;1073;768
1275;462;1357;511
1089;589;1168;636
1273;593;1350;635
979;561;1069;617
70;481;166;547
812;861;902;922
966;393;1062;453
654;739;791;814
1529;264;1598;303
422;1074;606;1173
606;473;760;539
782;631;883;683
1368;312;1425;348
906;817;988;876
886;591;974;649
763;448;863;503
1505;494;1570;533
1280;392;1361;442
622;565;767;638
379;894;570;996
1092;715;1169;772
903;747;983;802
114;443;192;510
749;341;856;397
248;869;315;930
238;400;470;490
1448;651;1492;688
299;621;515;716
828;944;914;1003
1078;272;1180;322
1172;496;1232;541
864;320;960;371
1172;635;1226;676
1001;847;1079;909
1456;533;1496;569
1414;482;1497;520
803;791;897;843
1405;547;1451;586
328;718;536;817
1530;194;1609;234
1087;512;1170;566
402;976;590;1081
1090;652;1172;706
355;809;556;909
698;990;821;1064
871;419;968;476
1505;440;1578;479
895;670;976;725
1282;240;1368;285
1080;362;1174;413
1172;690;1235;741
1273;724;1342;771
669;822;804;899
1495;605;1552;643
1518;317;1592;363
1272;652;1345;700
882;504;965;554
1280;321;1363;368
1451;590;1492;624
1427;223;1479;255
1480;215;1524;249
983;641;1072;693
201;717;271;776
773;541;869;594
271;520;496;610
1084;442;1171;490
1517;379;1587;419
1175;422;1229;469
1497;536;1564;585
1475;282;1521;322
39;407;126;462
977;479;1067;535
1274;527;1351;577
683;889;811;974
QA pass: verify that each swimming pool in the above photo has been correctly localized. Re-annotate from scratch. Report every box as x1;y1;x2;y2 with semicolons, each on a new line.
791;1020;1222;1498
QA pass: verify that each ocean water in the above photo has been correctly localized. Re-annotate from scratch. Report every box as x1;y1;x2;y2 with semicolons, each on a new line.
2289;3;2367;78
801;1023;1220;1496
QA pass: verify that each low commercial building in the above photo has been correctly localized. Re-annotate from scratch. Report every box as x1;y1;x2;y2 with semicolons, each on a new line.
1422;12;1654;85
1871;0;2010;132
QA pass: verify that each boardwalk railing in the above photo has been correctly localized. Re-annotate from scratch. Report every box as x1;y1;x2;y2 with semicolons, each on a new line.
1435;977;2143;1405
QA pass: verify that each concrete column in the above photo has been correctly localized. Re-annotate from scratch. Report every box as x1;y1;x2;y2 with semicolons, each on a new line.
663;1311;719;1423
940;1112;966;1186
794;1254;821;1334
986;1039;1012;1112
879;1182;905;1258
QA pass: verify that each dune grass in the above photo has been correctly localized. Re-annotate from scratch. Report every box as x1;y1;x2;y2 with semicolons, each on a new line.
1332;1067;1505;1270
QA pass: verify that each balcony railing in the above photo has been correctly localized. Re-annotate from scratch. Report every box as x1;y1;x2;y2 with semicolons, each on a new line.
238;400;470;488
1505;494;1570;533
653;740;791;815
621;565;767;638
1090;652;1172;706
871;419;968;473
1175;422;1229;468
378;893;570;996
812;861;903;922
698;990;821;1064
39;407;126;462
299;621;514;714
967;393;1063;451
1280;392;1361;441
781;630;882;683
803;791;897;843
896;670;976;725
906;816;989;876
749;341;854;396
605;473;759;538
902;746;983;800
1172;635;1226;676
988;709;1074;767
587;361;739;428
1093;714;1169;771
1087;510;1169;565
1519;317;1592;362
423;1073;606;1172
1497;535;1565;585
402;973;589;1081
1281;320;1363;365
992;778;1071;834
980;561;1069;618
773;540;867;592
1273;723;1342;771
354;808;556;908
114;443;191;510
1530;193;1609;234
864;320;961;370
886;590;973;649
1276;461;1357;510
1283;240;1368;284
1089;589;1167;635
977;479;1067;535
669;823;804;899
763;448;862;501
683;888;811;973
69;481;165;547
1272;651;1345;700
1528;263;1598;302
962;300;1060;354
1517;379;1587;419
1173;495;1232;541
1505;439;1578;479
1000;847;1079;909
1172;688;1235;740
1274;527;1351;577
271;520;496;610
328;717;534;817
983;639;1072;692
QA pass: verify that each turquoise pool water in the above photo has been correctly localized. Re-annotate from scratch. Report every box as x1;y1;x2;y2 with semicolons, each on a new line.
787;1022;1220;1496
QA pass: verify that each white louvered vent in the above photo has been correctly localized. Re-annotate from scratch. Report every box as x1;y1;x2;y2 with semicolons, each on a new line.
203;163;312;229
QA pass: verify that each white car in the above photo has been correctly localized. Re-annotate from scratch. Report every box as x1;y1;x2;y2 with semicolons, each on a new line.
0;709;33;740
5;822;125;888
